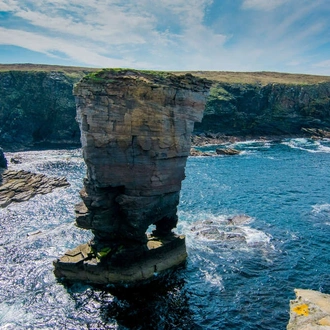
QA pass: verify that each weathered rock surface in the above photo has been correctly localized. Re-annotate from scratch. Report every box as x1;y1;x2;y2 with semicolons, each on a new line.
0;148;7;168
0;169;70;207
54;69;211;284
74;69;211;243
288;289;330;330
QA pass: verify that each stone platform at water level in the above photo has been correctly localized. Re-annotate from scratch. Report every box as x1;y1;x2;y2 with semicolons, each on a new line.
54;234;187;284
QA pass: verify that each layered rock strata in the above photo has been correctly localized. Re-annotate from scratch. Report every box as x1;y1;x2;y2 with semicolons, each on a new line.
54;69;211;284
0;169;69;207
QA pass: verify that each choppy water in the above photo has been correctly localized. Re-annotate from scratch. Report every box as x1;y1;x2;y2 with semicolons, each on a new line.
0;138;329;329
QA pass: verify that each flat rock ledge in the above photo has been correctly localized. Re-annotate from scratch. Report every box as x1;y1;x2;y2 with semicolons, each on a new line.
287;289;330;330
53;234;187;285
0;169;70;207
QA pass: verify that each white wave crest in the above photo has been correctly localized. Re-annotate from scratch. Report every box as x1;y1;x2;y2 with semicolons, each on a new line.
282;138;330;153
312;203;330;214
240;227;272;246
179;212;273;253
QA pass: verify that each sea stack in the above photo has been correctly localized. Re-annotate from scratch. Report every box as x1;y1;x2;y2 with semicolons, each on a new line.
54;69;211;284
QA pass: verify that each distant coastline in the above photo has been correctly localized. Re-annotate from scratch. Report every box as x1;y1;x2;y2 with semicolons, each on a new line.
1;64;329;152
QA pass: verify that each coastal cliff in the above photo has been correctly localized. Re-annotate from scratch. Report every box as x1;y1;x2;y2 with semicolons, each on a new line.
53;69;211;284
196;81;330;136
1;65;330;151
0;64;95;150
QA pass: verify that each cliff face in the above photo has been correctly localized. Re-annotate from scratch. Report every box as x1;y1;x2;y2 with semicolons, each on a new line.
196;82;330;135
74;69;211;243
1;66;330;152
0;70;84;150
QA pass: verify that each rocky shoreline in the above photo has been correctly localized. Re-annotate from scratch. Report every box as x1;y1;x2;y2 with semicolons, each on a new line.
191;128;330;147
0;169;70;208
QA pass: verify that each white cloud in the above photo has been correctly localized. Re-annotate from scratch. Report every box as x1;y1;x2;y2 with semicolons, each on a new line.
0;27;138;67
241;0;287;11
0;0;228;70
0;0;329;75
314;60;330;68
5;0;156;45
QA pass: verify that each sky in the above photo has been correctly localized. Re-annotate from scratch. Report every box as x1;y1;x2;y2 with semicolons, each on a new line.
0;0;330;75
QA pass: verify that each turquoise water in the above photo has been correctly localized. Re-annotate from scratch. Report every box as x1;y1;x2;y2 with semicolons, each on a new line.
0;138;329;329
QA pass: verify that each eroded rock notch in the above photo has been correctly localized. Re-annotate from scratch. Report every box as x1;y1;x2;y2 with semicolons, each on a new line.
54;69;211;284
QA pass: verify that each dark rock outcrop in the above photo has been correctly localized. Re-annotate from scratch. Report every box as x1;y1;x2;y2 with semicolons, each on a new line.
0;169;70;207
54;69;211;284
195;82;330;136
301;127;330;139
0;68;93;150
0;148;7;168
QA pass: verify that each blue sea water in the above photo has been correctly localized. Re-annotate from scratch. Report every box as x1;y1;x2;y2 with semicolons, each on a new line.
0;138;329;329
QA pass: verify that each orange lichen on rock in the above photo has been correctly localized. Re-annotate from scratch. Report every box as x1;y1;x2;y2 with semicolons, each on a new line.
292;303;309;316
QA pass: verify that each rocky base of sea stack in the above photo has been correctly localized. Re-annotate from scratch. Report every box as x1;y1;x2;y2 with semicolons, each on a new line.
53;234;187;285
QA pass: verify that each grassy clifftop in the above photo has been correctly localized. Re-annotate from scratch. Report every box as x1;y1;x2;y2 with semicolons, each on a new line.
176;71;330;86
0;64;98;81
1;63;330;85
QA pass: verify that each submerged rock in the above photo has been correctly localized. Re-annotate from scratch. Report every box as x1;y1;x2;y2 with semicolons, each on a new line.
288;289;330;330
54;69;211;285
10;156;22;164
190;215;252;243
0;169;70;207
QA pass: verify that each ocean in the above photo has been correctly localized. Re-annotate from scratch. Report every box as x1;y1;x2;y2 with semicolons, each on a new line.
0;138;329;329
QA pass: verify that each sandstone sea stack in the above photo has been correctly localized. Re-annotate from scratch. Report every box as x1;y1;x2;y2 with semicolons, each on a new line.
54;69;211;284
